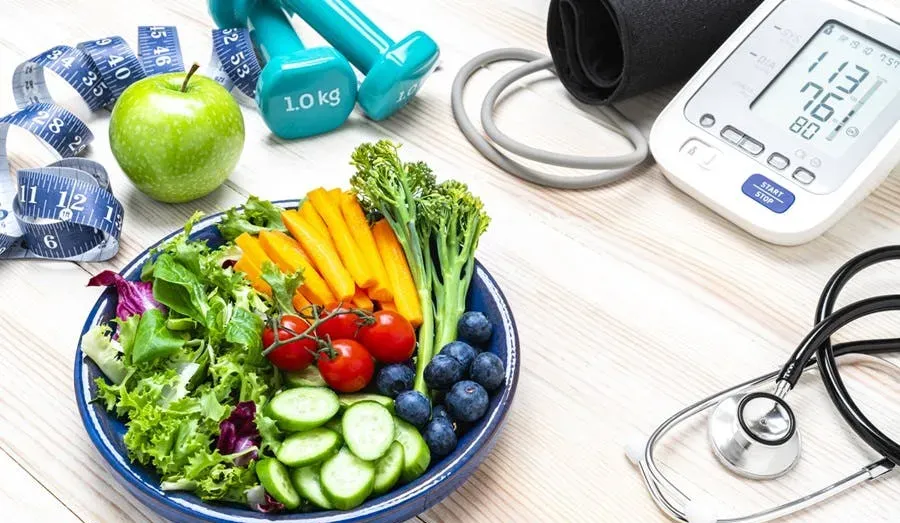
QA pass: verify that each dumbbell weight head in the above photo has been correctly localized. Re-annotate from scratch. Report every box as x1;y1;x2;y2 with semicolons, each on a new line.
209;0;358;139
255;49;357;138
358;31;440;121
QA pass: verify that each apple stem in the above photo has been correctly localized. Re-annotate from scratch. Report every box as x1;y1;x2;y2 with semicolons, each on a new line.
181;63;200;92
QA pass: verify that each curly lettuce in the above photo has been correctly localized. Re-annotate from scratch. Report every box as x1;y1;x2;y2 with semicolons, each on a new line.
85;213;281;505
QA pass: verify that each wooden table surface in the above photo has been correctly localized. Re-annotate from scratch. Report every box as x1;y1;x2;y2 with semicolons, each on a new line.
2;0;900;521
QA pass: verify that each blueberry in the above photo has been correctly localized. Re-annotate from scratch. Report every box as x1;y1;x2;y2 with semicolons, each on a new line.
423;418;457;458
394;390;431;428
439;341;477;374
375;364;415;398
431;404;453;423
470;352;505;392
423;354;464;390
457;311;493;345
445;380;489;422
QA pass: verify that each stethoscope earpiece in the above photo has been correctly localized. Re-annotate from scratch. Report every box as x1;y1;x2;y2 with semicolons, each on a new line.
708;391;800;480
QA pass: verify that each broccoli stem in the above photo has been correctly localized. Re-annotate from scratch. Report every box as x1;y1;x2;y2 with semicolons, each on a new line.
412;287;435;395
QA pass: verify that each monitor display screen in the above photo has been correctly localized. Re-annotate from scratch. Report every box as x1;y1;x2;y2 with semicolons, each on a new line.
752;22;900;156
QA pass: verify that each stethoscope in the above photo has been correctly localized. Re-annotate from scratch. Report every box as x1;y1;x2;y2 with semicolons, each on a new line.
627;246;900;522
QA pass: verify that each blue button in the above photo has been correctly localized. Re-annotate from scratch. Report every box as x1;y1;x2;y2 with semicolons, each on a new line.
741;174;795;214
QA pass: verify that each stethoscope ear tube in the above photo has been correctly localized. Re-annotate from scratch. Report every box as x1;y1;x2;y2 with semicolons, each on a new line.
777;246;900;466
814;246;900;467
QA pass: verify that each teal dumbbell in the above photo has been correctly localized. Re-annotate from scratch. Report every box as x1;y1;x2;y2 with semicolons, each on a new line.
209;0;357;138
277;0;440;121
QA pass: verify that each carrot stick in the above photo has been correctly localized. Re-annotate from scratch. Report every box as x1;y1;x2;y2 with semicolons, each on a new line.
351;286;374;312
328;188;342;206
282;210;355;302
307;188;376;289
234;257;272;295
292;291;312;313
379;301;398;312
235;232;271;269
258;230;336;306
372;219;423;326
299;199;333;249
340;192;393;301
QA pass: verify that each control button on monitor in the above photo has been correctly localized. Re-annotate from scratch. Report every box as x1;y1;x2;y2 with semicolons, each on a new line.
680;139;720;169
721;126;744;144
767;153;790;171
739;136;764;156
742;174;795;214
792;168;816;185
700;114;716;128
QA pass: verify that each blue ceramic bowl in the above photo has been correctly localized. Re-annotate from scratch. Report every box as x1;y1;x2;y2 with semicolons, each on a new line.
75;201;519;523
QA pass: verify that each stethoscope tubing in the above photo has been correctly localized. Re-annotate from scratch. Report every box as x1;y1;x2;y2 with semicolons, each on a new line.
815;246;900;468
637;336;899;522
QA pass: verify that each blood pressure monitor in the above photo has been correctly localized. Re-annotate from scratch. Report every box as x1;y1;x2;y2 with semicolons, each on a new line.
650;0;900;245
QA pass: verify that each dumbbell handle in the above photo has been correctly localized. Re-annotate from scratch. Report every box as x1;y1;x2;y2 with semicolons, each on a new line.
278;0;393;73
249;0;305;62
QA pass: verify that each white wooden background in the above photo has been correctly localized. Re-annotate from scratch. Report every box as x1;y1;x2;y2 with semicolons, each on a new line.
1;0;900;521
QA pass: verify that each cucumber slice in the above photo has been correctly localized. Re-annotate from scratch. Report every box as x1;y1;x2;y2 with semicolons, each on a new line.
267;387;340;431
324;416;343;435
275;428;342;467
394;418;431;483
256;458;301;509
373;441;405;495
320;447;375;510
284;366;327;388
291;465;333;510
342;402;396;461
339;393;395;413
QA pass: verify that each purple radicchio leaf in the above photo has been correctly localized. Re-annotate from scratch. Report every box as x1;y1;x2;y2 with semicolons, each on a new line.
247;486;285;513
259;493;285;513
216;401;260;467
87;270;166;320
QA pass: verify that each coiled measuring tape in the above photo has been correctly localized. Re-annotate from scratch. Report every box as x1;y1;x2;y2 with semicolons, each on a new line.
2;26;261;261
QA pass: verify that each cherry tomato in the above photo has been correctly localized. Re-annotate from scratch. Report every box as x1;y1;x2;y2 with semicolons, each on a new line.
315;309;363;341
358;311;416;363
317;339;374;393
263;315;317;371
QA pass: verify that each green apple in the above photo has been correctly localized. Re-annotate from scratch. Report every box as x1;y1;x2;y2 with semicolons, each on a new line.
109;67;244;203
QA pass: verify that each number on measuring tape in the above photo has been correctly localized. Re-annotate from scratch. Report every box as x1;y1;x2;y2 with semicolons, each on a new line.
138;26;184;76
211;28;261;98
2;25;262;261
77;36;146;102
0;105;121;261
12;44;110;110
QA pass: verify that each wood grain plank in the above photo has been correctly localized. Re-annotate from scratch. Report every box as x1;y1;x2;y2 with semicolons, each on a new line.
0;449;82;523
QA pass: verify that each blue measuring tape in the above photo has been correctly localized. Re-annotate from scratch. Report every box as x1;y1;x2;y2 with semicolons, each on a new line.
2;26;261;261
209;28;262;99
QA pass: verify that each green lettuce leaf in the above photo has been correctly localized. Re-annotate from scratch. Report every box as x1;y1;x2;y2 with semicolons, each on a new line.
217;196;287;242
255;407;283;454
152;254;210;325
80;324;126;384
226;307;264;356
116;314;141;365
260;261;304;315
131;309;186;365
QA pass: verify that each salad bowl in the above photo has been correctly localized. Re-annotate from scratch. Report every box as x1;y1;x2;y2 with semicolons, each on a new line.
74;201;519;523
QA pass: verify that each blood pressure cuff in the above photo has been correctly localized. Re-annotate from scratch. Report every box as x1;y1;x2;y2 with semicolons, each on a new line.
546;0;762;105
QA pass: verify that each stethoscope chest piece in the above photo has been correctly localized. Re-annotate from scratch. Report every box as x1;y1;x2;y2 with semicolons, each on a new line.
708;392;801;480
